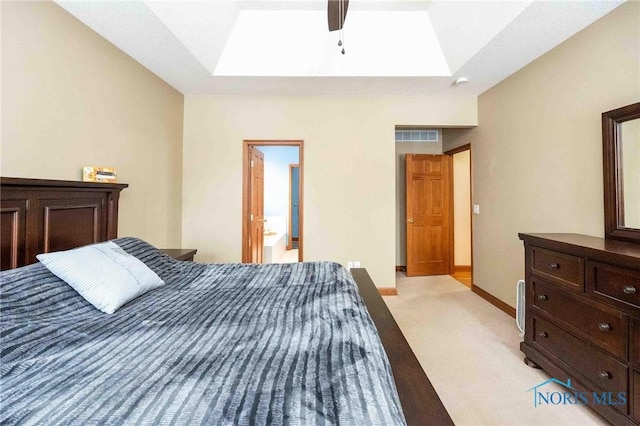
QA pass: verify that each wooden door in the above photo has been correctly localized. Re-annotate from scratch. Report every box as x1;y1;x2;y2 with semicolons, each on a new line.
406;154;451;276
249;147;265;263
242;140;303;263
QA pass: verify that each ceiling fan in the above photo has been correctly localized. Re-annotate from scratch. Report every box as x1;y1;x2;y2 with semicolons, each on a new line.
328;0;349;53
327;0;349;31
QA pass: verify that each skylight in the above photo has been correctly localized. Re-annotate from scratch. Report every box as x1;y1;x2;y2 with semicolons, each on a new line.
214;10;450;77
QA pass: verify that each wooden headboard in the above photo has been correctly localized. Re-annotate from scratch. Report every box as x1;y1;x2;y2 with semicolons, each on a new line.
1;177;128;271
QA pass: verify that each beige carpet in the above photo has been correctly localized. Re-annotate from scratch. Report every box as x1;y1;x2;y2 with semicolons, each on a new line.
383;273;607;426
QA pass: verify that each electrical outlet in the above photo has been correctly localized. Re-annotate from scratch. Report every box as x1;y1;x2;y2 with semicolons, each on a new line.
353;261;360;268
347;261;354;270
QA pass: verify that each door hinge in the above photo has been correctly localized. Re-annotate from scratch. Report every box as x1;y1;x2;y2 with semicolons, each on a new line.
250;213;254;220
251;160;254;168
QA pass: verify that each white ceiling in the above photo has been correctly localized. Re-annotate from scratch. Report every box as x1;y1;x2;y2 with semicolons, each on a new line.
55;0;625;96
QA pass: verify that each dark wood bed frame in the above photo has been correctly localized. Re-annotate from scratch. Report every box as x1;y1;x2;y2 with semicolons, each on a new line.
0;177;452;426
352;268;454;425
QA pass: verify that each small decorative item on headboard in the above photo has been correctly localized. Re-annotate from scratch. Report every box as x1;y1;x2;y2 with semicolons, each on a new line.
83;166;117;183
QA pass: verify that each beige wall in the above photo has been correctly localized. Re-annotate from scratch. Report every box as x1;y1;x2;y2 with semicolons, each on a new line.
183;96;476;287
453;150;471;266
469;1;639;306
1;1;184;247
443;128;474;153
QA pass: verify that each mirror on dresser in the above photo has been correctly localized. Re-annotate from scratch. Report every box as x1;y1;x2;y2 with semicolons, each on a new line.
603;101;640;243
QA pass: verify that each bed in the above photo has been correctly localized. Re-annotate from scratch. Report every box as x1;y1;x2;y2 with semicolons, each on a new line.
0;177;452;426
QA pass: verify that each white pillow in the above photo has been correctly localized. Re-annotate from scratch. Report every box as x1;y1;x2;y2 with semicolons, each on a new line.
37;241;165;314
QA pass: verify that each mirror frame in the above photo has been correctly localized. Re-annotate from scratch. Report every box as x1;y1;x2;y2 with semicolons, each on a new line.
603;101;640;243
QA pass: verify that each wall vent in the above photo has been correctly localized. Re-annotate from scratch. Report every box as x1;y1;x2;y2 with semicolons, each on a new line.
395;129;439;142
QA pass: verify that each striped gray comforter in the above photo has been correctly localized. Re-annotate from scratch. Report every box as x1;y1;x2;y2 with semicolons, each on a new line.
1;238;406;425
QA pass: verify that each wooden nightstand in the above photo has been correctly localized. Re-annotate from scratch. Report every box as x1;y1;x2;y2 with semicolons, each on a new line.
160;249;197;262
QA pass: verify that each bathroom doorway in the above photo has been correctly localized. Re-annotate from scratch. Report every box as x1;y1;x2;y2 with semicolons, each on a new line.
242;140;303;263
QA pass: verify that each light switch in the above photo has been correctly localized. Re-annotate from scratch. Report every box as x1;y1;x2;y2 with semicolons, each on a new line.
473;204;480;215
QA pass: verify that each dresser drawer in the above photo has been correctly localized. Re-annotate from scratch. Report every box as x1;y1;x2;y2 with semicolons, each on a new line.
532;316;628;397
532;277;628;359
590;261;640;309
633;318;640;371
531;247;584;291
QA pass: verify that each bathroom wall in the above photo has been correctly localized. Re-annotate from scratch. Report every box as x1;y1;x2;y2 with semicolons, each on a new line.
260;146;300;234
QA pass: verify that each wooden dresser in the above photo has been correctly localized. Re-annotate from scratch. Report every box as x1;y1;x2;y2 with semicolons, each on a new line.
520;233;640;425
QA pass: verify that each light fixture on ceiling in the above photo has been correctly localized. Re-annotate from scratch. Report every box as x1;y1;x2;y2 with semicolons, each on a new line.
328;0;349;54
454;77;469;86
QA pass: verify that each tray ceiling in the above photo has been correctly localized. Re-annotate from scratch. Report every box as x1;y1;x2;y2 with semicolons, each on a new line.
55;0;625;96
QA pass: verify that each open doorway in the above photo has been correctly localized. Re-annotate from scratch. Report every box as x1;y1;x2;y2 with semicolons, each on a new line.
445;144;472;287
242;140;303;263
395;128;444;273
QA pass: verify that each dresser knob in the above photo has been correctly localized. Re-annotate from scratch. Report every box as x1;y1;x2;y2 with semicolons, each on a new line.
537;294;547;301
623;286;637;295
549;263;560;269
598;323;610;331
538;331;547;338
599;371;611;380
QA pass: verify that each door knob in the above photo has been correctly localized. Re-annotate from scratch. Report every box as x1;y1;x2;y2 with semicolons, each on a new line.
407;218;414;223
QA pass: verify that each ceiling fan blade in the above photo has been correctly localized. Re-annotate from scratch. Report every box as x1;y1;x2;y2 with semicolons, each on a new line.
328;0;349;31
